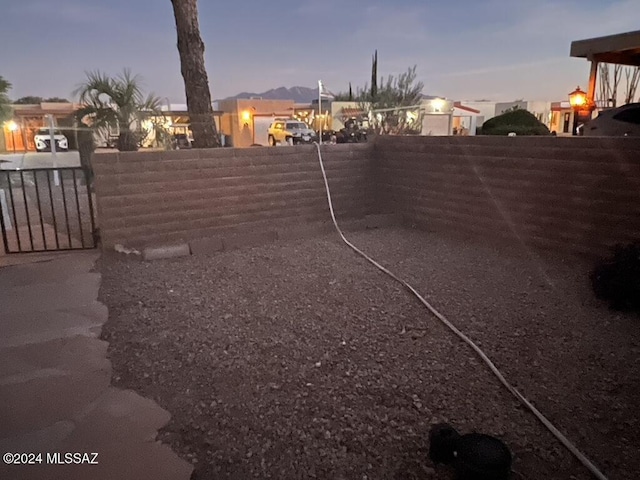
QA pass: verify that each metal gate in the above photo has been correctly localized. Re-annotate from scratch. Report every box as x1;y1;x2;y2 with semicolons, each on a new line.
0;167;98;254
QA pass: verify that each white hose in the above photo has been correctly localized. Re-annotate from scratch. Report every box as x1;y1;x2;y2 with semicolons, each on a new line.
313;143;608;480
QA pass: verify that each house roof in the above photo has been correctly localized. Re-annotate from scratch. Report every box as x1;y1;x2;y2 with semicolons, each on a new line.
453;102;481;114
337;107;366;118
420;94;447;100
12;102;80;117
570;30;640;66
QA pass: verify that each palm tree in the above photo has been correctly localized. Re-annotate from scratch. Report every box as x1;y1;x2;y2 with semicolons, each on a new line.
73;69;165;151
170;0;220;148
0;75;12;123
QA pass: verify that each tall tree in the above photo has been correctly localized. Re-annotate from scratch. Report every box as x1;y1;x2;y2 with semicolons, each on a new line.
332;83;357;101
357;66;424;135
0;76;12;123
371;50;378;101
598;64;622;108
74;69;166;151
170;0;220;148
623;66;639;104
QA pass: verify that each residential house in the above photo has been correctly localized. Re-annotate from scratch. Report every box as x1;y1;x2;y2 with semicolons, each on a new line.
452;102;481;135
216;98;295;147
420;97;455;136
457;101;498;128
140;103;223;148
2;102;80;152
549;101;578;136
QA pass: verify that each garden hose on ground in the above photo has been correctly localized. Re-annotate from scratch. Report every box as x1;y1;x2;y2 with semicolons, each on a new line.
312;143;608;480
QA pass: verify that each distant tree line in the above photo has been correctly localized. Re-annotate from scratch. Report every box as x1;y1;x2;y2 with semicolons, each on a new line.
13;96;70;104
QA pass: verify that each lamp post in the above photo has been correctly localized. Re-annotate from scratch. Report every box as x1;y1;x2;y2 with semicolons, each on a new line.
6;120;18;153
568;86;588;136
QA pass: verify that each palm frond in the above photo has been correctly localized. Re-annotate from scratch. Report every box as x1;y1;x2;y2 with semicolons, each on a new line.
74;69;163;148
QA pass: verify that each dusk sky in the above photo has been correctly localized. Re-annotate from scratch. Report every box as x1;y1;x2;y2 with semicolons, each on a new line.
2;0;639;103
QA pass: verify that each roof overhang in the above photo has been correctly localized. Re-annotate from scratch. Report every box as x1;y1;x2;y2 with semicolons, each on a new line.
570;30;640;66
453;102;481;114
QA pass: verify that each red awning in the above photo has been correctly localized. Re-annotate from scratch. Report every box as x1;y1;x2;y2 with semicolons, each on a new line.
453;102;480;114
338;107;365;118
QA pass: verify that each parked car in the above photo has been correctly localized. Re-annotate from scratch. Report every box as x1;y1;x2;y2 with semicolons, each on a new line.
34;128;68;152
336;117;368;143
268;120;317;146
582;103;640;137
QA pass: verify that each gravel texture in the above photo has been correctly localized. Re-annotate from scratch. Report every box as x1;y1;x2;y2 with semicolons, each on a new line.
98;227;639;480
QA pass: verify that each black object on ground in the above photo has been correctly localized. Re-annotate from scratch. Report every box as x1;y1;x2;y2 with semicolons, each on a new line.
429;423;512;480
590;241;640;312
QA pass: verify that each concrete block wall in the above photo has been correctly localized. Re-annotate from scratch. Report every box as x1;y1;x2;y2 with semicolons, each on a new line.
374;136;640;256
92;144;373;249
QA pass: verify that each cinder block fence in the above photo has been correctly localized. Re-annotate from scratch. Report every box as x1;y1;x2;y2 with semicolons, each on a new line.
92;137;640;257
374;136;640;256
92;144;374;250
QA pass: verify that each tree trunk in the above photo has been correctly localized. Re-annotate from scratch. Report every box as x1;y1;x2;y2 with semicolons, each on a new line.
170;0;220;148
117;122;139;151
77;127;95;187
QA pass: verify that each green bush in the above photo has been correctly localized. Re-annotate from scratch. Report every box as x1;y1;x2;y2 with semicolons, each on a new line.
481;109;550;136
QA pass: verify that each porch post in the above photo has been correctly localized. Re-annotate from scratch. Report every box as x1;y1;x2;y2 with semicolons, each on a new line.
587;59;598;107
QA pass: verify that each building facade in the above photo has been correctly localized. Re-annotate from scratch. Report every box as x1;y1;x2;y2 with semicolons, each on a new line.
216;99;295;147
2;102;80;152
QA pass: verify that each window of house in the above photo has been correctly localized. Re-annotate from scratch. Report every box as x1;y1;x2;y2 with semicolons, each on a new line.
563;113;571;133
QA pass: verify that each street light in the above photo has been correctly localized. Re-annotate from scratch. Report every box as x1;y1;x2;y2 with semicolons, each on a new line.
6;120;18;153
568;86;589;136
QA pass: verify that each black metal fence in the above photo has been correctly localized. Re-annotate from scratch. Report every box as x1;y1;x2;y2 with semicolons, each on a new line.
0;167;97;254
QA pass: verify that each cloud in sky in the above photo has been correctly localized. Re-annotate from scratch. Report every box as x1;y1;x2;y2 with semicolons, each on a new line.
1;0;638;103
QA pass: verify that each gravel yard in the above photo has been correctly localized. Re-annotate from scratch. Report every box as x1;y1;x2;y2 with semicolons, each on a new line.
98;227;639;480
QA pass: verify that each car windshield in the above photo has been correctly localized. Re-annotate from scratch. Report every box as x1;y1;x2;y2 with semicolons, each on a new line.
286;122;307;130
37;128;62;135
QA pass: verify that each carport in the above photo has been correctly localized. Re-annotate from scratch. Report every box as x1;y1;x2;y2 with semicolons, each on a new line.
570;30;640;104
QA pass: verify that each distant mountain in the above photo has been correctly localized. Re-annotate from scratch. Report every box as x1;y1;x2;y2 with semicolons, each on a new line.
220;86;319;103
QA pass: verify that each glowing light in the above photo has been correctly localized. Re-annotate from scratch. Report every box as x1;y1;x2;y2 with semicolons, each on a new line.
568;86;587;109
432;98;445;112
6;120;18;131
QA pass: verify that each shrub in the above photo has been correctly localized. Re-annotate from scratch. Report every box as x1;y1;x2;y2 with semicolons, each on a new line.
481;109;550;136
590;242;640;313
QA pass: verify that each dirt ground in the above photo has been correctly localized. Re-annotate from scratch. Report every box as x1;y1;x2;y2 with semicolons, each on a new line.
98;227;639;480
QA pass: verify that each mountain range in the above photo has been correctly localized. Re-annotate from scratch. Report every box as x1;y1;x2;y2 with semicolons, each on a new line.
219;86;320;103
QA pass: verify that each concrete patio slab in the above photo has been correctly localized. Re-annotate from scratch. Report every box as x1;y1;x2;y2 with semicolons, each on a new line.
0;253;97;288
0;304;106;349
0;253;193;480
